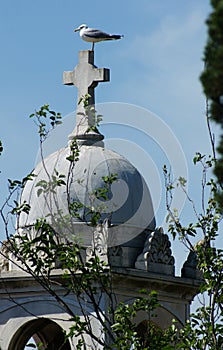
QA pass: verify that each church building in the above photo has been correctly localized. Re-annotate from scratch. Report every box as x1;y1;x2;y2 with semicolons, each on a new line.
0;50;201;349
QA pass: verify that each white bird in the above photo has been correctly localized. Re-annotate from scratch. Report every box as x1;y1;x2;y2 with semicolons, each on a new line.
74;24;123;51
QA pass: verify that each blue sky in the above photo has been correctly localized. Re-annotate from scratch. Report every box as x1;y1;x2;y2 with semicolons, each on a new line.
0;1;214;270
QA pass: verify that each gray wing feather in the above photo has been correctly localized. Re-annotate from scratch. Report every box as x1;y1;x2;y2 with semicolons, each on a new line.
85;29;111;39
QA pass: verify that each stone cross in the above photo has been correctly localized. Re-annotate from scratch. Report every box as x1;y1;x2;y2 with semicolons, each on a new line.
63;50;110;143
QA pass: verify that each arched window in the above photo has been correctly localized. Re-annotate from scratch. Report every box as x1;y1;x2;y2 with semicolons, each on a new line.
9;318;71;350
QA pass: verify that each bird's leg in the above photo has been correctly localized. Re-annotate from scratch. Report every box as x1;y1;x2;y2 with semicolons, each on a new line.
92;42;94;51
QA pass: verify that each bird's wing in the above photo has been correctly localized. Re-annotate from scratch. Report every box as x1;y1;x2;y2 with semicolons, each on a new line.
84;29;110;39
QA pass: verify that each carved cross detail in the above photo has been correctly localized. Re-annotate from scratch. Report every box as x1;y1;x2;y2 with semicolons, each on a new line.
63;50;110;141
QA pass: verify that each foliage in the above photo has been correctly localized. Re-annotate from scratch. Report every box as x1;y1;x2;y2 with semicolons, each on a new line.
164;150;223;349
29;104;62;142
78;94;103;133
200;0;223;205
0;104;177;349
10;216;171;349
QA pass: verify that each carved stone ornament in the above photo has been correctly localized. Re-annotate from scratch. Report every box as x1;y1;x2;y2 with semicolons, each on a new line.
86;219;109;264
181;239;205;279
135;227;175;275
0;240;11;273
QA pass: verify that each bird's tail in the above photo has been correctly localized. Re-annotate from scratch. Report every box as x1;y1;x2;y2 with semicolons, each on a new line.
109;34;124;40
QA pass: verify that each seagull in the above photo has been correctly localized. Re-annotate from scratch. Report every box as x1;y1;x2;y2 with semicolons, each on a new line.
74;24;123;50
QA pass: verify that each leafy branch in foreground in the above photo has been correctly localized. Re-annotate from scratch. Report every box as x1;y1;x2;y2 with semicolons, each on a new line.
163;151;223;350
12;219;177;349
78;94;103;133
29;104;62;143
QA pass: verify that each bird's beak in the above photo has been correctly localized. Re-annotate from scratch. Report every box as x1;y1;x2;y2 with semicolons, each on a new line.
74;27;80;32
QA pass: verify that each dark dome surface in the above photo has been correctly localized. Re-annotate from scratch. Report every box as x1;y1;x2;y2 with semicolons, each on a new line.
20;145;155;247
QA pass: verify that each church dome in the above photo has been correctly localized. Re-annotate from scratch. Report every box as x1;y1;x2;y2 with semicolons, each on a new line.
19;144;155;248
19;50;156;250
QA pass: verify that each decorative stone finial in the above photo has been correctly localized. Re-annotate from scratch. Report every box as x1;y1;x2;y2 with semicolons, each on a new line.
181;239;205;280
135;227;175;275
63;50;110;144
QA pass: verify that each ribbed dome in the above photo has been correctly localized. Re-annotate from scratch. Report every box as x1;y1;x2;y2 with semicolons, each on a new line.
19;144;155;247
